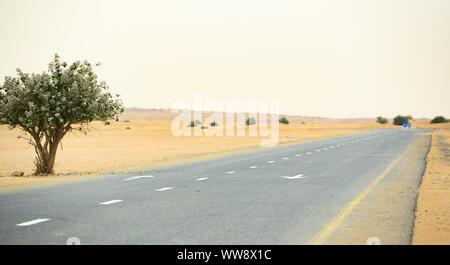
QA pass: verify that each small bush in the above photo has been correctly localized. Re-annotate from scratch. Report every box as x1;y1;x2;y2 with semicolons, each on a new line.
393;115;412;126
187;121;196;127
201;126;209;130
430;116;449;124
210;121;218;127
246;117;256;126
376;116;388;124
279;116;289;124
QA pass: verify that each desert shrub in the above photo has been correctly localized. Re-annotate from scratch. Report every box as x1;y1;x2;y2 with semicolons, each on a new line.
210;121;218;127
393;115;412;126
201;126;209;129
246;117;256;126
279;116;289;124
376;116;388;124
187;121;196;127
430;116;449;124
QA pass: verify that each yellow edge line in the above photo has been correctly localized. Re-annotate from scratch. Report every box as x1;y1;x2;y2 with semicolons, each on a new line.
309;146;410;245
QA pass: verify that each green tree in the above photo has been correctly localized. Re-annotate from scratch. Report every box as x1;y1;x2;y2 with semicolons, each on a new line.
376;116;388;124
279;116;289;124
392;115;412;126
0;54;123;175
430;116;449;124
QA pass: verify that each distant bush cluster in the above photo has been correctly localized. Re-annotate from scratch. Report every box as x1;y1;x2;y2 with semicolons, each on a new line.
430;116;449;124
279;116;289;124
186;120;219;128
376;116;388;124
393;115;412;126
187;120;202;127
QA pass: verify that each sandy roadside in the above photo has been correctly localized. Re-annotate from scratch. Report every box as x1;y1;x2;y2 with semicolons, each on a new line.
308;132;432;245
412;128;450;244
0;120;371;192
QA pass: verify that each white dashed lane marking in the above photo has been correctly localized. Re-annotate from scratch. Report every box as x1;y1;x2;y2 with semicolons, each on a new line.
267;161;275;163
100;200;123;205
155;187;173;192
16;218;50;227
295;154;301;157
249;166;257;169
282;174;306;180
226;171;236;174
306;152;312;155
315;150;320;152
283;157;289;160
196;177;208;181
123;175;154;181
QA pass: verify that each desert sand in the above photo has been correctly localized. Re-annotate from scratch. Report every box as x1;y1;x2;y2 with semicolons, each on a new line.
412;128;450;244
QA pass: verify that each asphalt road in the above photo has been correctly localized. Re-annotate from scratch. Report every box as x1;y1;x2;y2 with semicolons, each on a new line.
0;128;429;244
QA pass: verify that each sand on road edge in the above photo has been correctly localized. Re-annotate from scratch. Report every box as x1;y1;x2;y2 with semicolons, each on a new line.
309;132;431;245
412;129;450;244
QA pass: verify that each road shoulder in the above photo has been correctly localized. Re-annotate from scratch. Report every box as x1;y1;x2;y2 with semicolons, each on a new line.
412;129;450;244
311;132;431;244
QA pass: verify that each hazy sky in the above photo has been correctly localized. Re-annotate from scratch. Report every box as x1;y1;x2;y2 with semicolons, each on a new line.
1;0;449;118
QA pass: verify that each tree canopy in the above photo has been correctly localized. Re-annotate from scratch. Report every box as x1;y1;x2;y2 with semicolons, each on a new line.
392;115;412;126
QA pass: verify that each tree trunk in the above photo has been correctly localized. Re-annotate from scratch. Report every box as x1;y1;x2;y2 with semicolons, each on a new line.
34;139;60;175
26;124;70;175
